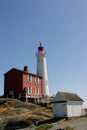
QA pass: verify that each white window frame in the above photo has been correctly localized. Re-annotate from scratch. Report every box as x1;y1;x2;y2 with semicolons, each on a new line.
35;76;39;83
28;86;32;94
27;75;32;82
35;87;39;95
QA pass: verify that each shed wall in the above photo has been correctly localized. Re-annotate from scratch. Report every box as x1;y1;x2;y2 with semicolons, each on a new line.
52;101;83;118
67;101;83;117
52;103;67;117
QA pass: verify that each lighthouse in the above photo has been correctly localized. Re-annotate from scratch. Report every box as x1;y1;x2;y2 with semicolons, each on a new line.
36;43;49;96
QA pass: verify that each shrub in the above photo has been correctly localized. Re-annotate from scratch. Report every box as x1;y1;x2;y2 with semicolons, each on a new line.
35;124;53;130
57;126;74;130
63;126;74;130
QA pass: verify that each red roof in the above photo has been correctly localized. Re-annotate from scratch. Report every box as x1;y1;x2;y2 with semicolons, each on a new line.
4;68;42;78
38;43;44;51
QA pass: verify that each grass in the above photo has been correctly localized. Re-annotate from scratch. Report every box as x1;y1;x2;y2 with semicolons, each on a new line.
35;124;53;130
63;126;74;130
35;123;74;130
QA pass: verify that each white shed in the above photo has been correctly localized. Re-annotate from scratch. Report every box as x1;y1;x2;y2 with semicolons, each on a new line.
52;92;84;118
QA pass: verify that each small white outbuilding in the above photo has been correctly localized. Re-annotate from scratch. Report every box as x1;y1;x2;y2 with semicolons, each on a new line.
52;92;84;118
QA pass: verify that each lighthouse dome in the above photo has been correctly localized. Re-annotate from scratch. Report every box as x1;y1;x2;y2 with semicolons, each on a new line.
38;43;44;51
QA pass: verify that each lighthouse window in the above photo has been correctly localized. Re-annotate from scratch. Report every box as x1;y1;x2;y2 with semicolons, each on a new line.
28;86;32;94
27;75;32;82
35;88;39;94
35;76;39;83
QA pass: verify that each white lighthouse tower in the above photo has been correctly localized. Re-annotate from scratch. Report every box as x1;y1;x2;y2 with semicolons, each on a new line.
36;43;49;96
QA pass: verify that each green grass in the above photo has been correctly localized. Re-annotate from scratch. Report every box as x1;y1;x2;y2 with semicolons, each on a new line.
35;125;74;130
63;126;74;130
58;126;74;130
35;124;53;130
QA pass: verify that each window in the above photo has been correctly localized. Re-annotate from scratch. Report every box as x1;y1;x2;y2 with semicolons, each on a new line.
9;90;14;95
27;75;32;82
35;87;39;95
28;86;32;94
24;87;28;93
8;90;14;98
35;76;39;83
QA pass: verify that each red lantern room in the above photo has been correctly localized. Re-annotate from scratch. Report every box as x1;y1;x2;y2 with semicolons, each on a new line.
38;43;44;52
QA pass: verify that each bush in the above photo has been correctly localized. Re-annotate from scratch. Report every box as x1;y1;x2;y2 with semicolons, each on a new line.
63;126;74;130
35;124;53;130
58;126;74;130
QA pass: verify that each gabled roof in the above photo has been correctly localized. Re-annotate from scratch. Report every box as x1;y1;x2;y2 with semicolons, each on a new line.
60;92;83;101
4;68;42;78
52;92;83;103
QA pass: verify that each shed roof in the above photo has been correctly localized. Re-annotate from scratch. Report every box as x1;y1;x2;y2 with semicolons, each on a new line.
60;92;83;101
52;92;83;102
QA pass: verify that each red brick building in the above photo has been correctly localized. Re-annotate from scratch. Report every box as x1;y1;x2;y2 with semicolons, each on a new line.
4;66;42;101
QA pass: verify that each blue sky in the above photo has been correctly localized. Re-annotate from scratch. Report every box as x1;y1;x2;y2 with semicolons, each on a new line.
0;0;87;99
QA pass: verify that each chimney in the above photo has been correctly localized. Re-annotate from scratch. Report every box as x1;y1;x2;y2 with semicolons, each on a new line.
24;66;29;73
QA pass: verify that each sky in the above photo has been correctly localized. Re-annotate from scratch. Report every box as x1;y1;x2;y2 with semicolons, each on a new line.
0;0;87;100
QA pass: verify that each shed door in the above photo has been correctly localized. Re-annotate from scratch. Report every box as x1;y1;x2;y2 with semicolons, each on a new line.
53;103;67;117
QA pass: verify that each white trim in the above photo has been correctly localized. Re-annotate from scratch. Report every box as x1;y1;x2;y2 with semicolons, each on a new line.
27;75;32;82
35;76;39;83
28;86;32;94
35;87;39;95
